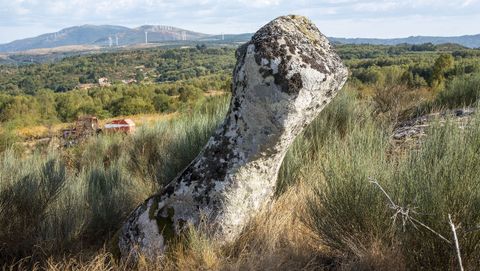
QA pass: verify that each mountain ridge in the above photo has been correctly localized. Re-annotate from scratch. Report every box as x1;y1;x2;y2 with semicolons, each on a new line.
1;25;479;52
0;25;210;52
329;34;480;48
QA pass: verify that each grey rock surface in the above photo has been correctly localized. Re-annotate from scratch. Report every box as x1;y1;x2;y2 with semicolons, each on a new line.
118;15;348;260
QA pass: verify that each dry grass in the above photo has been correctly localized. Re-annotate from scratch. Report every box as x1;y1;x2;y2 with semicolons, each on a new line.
373;84;435;123
1;184;330;271
220;183;323;271
102;112;178;127
16;123;69;139
3;181;407;271
204;90;226;97
14;113;178;139
337;240;406;271
13;45;102;56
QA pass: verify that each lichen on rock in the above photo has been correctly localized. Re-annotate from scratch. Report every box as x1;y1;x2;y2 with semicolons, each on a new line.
118;15;348;260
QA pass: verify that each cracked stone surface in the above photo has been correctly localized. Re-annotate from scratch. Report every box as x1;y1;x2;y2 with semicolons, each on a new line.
118;15;348;260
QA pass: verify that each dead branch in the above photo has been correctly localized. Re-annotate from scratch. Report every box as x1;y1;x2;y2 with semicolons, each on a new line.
368;177;451;244
449;214;464;271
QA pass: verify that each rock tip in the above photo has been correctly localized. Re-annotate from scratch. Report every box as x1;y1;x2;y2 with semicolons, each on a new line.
273;14;316;28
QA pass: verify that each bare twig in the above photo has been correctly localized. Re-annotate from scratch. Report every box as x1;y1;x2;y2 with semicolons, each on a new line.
410;216;451;244
368;177;395;207
369;177;451;244
449;214;464;271
369;178;473;270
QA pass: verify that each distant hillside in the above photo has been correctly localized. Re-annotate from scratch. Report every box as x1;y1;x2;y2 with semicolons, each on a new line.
0;25;209;52
200;33;254;43
330;34;480;48
2;26;480;53
202;33;480;48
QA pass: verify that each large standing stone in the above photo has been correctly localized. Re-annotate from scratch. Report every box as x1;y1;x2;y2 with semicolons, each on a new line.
118;15;348;260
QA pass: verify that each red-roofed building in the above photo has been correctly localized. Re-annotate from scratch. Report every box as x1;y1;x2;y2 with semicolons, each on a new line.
104;119;136;134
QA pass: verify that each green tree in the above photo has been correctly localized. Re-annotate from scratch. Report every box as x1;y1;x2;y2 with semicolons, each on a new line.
18;77;37;94
153;94;172;112
55;93;84;122
36;89;58;123
178;86;203;103
135;69;145;83
0;95;40;126
115;97;154;116
431;54;454;90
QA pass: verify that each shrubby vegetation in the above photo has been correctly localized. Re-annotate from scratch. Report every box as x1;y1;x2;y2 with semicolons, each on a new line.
1;43;480;270
434;73;480;108
0;46;235;93
0;42;479;129
0;46;233;134
0;95;228;262
303;92;480;270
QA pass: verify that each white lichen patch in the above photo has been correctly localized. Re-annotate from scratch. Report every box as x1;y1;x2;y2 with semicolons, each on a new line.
137;204;165;256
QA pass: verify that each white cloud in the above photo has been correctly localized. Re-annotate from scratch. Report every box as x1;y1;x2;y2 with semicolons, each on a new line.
353;1;398;12
238;0;282;7
0;0;479;43
461;0;477;6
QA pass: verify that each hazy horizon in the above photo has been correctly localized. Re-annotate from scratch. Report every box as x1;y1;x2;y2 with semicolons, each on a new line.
1;0;479;44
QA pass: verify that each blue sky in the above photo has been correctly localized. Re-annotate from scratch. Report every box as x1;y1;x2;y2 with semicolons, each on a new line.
0;0;479;43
